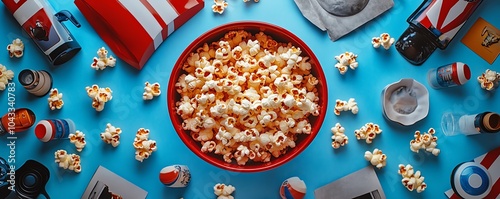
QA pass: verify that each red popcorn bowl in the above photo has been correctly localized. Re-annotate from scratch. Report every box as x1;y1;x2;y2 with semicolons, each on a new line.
167;21;328;172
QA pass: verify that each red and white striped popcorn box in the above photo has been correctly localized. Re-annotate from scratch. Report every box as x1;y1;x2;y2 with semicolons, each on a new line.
75;0;204;69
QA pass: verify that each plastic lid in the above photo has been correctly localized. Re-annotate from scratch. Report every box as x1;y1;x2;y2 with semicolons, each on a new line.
451;162;492;199
35;120;54;142
482;112;500;133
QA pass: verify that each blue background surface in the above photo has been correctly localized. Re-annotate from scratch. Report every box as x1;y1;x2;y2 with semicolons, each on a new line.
0;0;499;198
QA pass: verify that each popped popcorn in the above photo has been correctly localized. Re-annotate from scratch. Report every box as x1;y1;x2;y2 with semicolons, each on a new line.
214;183;235;199
91;47;116;70
212;0;228;14
48;88;64;110
398;164;427;193
409;128;440;156
6;38;24;58
354;123;382;144
174;30;321;165
477;69;500;91
331;123;348;149
364;148;387;169
143;81;161;100
85;84;113;111
334;98;358;115
100;123;122;147
54;149;81;173
334;52;358;75
69;130;86;152
372;33;395;50
133;128;157;162
0;64;14;91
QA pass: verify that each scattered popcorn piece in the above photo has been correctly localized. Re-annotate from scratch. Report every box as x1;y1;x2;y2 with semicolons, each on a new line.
69;130;86;152
0;64;14;91
7;38;24;58
212;0;228;14
214;183;235;199
364;148;387;169
398;164;427;193
334;98;358;115
372;33;395;50
334;52;358;74
133;128;157;162
477;69;500;91
354;123;382;144
85;84;113;111
47;88;64;110
100;123;122;147
410;128;440;156
91;47;116;70
54;149;81;173
143;81;161;100
331;123;348;149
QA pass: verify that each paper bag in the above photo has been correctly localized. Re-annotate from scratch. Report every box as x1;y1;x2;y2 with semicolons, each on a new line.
74;0;204;69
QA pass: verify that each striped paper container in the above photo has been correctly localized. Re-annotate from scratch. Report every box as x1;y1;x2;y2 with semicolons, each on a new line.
75;0;204;69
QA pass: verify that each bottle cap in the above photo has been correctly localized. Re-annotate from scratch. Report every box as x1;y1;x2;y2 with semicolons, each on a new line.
35;120;55;142
482;112;500;133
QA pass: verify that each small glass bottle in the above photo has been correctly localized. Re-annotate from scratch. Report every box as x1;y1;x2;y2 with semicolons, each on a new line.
442;112;500;136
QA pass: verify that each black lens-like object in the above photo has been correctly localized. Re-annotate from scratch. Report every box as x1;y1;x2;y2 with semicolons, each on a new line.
15;160;50;199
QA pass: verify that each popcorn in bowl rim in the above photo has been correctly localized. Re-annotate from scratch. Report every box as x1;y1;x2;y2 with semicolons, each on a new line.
174;30;322;166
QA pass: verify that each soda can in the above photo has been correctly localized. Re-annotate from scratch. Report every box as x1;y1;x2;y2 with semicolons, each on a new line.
279;176;306;199
159;165;190;188
427;62;471;89
35;119;75;142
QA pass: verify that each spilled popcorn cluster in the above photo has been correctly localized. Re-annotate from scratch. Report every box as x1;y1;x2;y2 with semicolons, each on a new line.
0;64;14;91
409;128;440;156
6;38;24;58
85;84;113;111
54;149;81;173
143;81;161;100
398;164;426;193
334;98;358;115
69;130;86;152
175;30;320;165
364;148;387;169
334;52;358;75
331;123;348;149
477;69;500;91
214;183;236;199
372;33;395;50
212;0;228;14
101;123;122;147
48;88;64;110
354;122;382;144
133;128;157;162
91;47;116;70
